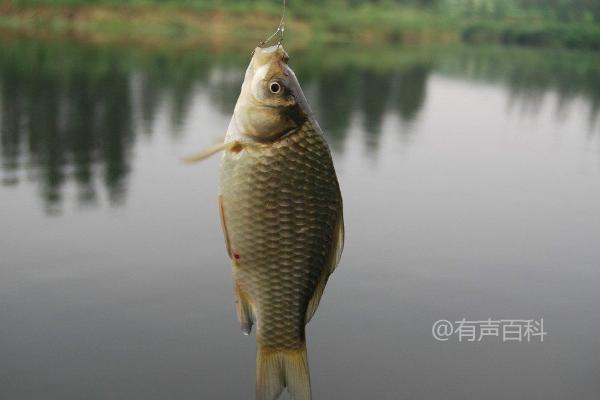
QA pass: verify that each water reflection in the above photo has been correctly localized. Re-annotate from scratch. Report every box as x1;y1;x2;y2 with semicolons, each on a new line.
0;39;135;213
0;38;599;213
309;63;430;153
435;46;600;129
314;67;360;150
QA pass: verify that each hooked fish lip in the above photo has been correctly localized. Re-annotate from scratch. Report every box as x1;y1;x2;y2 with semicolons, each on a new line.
251;45;290;69
255;44;279;52
254;44;287;55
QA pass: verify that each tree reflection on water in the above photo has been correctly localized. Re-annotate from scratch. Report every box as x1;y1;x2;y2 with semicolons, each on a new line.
0;37;598;213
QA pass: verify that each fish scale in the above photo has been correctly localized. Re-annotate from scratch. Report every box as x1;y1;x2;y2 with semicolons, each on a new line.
220;120;340;352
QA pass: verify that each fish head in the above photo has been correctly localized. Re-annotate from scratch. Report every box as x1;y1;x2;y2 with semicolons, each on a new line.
233;45;311;142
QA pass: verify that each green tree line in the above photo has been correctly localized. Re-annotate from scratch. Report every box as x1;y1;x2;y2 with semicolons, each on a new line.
4;0;600;49
8;0;600;21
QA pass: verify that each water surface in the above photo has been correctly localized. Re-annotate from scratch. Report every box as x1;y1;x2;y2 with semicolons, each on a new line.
1;38;599;399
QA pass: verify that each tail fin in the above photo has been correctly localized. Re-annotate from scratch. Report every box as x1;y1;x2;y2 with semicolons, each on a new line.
256;344;311;400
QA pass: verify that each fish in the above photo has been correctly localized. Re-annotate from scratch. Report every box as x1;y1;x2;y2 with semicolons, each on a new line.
186;45;343;400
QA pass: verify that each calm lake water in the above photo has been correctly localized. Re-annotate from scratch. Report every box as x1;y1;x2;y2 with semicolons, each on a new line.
1;37;599;399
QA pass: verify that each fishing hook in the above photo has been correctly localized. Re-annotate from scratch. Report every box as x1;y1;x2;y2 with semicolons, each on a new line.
257;0;286;49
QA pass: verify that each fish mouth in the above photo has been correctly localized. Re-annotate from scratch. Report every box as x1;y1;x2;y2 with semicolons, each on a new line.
255;44;280;52
251;45;290;68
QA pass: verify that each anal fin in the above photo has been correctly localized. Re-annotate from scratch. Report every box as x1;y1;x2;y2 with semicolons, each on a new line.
235;283;255;335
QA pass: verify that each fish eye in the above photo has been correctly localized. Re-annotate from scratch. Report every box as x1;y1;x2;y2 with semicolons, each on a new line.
268;80;283;95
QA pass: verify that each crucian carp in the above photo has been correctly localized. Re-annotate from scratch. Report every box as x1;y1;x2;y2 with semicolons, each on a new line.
186;45;344;400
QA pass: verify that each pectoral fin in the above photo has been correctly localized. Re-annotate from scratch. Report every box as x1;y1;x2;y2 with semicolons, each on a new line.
182;140;243;163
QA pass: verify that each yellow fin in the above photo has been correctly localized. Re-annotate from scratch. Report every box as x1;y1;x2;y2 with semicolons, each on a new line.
182;140;242;163
256;344;311;400
234;283;254;335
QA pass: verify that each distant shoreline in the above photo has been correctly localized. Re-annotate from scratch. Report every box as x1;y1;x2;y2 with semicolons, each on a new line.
0;3;598;51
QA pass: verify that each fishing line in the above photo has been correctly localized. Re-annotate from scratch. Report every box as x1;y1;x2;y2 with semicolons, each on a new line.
259;0;286;48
